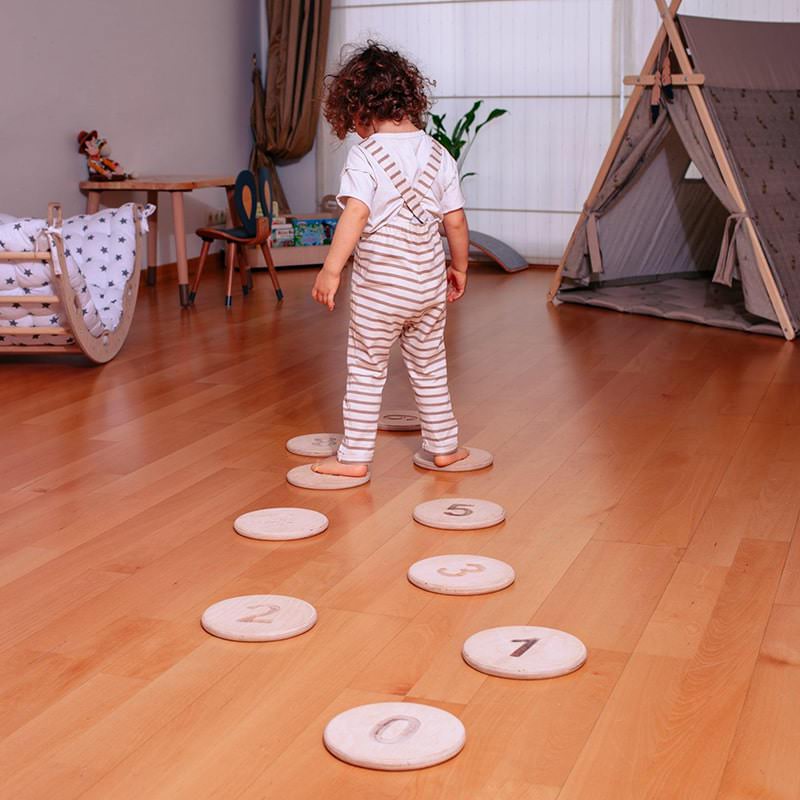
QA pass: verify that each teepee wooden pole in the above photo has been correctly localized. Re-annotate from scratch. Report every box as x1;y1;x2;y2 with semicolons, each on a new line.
653;0;795;340
548;0;684;300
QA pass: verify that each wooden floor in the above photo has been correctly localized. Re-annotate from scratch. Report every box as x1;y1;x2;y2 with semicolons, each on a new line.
1;261;799;800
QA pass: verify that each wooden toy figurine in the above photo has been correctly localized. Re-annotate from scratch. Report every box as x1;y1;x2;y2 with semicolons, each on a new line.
77;130;128;180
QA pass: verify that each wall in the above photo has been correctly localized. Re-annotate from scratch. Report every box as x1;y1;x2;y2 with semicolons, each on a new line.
0;0;260;262
313;0;800;263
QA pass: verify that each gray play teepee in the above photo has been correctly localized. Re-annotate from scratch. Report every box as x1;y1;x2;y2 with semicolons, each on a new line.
550;0;800;340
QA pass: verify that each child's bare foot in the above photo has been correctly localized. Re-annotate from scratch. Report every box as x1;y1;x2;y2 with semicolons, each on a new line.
433;447;469;468
311;457;369;478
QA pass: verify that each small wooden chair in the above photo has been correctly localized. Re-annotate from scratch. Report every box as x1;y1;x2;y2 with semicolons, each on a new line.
189;168;283;307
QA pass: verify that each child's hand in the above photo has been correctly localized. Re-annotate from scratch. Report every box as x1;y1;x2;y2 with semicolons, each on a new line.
312;266;340;311
447;266;467;302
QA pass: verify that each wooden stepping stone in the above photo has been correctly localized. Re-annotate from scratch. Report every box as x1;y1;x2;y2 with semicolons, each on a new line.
462;625;587;679
286;433;342;457
201;595;317;642
378;409;421;431
412;497;505;530
407;555;515;595
323;702;466;771
413;447;493;472
287;464;370;490
234;508;328;541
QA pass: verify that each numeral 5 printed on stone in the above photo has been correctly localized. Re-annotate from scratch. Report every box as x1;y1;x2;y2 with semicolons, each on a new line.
370;715;421;744
437;562;486;577
237;603;281;624
443;503;474;517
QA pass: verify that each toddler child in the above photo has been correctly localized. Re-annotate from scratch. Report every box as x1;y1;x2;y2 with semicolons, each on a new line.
311;43;470;478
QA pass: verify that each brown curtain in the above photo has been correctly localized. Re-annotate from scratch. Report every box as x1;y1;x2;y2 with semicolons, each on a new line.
250;0;331;214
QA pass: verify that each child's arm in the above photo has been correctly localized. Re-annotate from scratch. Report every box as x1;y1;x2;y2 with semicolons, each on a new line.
312;197;370;311
443;208;469;302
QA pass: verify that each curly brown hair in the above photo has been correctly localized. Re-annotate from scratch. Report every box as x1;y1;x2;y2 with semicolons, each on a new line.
323;42;433;140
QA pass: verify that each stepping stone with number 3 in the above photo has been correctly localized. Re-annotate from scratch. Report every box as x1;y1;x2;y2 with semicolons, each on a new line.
462;626;587;679
413;498;506;530
408;555;515;595
323;702;465;771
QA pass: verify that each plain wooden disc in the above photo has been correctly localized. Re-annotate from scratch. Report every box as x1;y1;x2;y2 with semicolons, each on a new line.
378;409;421;431
234;508;329;541
412;498;506;530
287;464;370;490
413;447;494;472
407;555;515;595
286;433;342;457
201;595;317;642
323;702;466;771
462;626;587;679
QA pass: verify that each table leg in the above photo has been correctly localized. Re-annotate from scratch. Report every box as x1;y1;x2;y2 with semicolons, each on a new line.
146;190;158;286
171;191;190;307
86;190;101;214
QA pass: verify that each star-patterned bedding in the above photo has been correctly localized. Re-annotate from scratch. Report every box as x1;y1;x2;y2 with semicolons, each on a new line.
0;203;151;346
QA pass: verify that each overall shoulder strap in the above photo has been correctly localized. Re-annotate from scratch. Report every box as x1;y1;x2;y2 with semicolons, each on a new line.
414;139;444;196
361;138;428;222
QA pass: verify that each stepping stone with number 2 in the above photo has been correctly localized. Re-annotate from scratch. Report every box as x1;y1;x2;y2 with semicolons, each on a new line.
201;595;317;642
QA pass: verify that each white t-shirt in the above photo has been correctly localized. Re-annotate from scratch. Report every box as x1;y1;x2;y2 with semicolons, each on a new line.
337;130;465;234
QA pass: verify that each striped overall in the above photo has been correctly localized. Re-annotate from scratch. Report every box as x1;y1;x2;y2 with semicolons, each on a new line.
337;137;459;465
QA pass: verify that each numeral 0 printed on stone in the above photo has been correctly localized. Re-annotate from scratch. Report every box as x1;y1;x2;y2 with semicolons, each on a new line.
237;603;281;624
509;638;540;657
437;562;487;577
443;503;475;517
370;715;421;744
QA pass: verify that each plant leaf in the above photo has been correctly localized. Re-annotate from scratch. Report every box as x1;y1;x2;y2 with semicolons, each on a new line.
460;171;476;182
474;107;508;136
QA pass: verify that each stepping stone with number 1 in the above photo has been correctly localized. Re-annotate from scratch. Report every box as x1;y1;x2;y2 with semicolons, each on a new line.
462;626;587;679
323;702;465;771
413;498;505;530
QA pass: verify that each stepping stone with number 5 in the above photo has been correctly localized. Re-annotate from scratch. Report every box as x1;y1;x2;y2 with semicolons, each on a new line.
413;498;506;531
462;626;587;679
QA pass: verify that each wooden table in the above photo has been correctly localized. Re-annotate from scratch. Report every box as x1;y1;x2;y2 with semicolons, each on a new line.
80;174;236;307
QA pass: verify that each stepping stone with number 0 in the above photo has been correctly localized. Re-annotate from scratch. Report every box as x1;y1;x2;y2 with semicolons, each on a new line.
323;702;466;771
462;626;587;679
407;555;515;595
234;508;329;541
201;595;317;642
413;447;493;472
286;433;342;457
413;498;505;530
378;409;421;431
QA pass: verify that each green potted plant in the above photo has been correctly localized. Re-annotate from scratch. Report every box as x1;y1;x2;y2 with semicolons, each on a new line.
428;100;508;181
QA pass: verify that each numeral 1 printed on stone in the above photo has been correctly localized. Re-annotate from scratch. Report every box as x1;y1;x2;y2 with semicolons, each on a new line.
509;638;540;657
443;503;475;517
237;603;281;624
370;715;421;744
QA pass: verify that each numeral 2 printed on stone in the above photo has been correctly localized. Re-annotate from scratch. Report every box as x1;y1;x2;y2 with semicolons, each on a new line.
443;503;475;517
237;603;281;624
437;562;486;577
370;715;421;744
509;638;540;657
